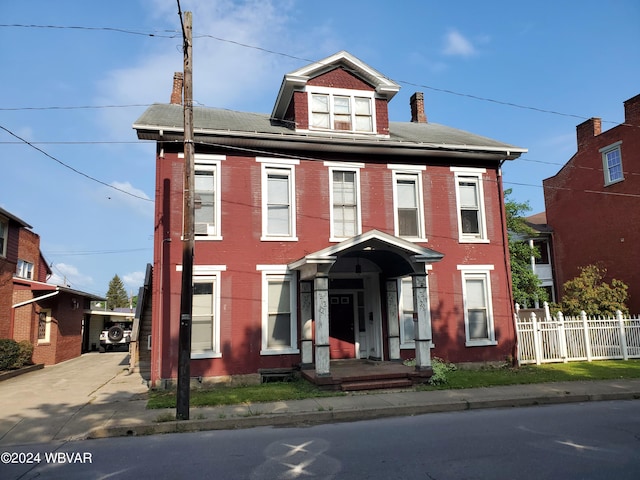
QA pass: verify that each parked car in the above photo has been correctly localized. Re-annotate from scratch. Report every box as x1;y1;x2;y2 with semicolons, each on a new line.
99;322;132;352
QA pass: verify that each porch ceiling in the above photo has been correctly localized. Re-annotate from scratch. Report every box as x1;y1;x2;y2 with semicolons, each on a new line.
289;229;444;279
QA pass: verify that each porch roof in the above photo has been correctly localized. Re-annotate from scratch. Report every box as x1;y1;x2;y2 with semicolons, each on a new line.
288;229;444;278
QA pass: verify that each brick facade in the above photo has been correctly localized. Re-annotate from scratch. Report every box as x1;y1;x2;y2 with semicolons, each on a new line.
544;94;640;313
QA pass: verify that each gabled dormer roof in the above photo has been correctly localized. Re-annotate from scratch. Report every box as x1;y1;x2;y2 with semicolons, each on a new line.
271;51;401;121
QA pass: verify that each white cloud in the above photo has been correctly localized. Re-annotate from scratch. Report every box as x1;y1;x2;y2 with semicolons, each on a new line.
104;181;154;218
123;271;146;291
48;263;94;289
443;29;477;57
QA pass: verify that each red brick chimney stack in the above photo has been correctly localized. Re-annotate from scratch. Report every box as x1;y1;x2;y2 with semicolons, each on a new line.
410;92;427;123
576;117;601;150
170;72;184;105
623;93;640;126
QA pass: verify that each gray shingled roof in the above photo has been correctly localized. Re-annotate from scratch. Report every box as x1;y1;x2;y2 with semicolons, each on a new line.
133;103;525;156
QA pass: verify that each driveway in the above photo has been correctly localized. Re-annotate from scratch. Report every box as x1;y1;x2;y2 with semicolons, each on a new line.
0;352;148;445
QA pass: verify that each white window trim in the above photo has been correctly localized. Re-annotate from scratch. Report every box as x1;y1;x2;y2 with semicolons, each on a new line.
38;308;52;344
257;265;299;355
398;277;415;349
16;259;34;280
0;217;7;258
451;167;489;243
326;163;363;242
457;265;497;347
389;165;427;241
306;86;377;135
189;265;226;359
258;158;299;241
599;141;624;186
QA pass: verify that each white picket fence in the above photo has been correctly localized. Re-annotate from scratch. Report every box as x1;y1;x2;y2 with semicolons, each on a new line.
514;303;640;365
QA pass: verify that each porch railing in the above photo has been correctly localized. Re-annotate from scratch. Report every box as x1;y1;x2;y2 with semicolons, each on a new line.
514;303;640;365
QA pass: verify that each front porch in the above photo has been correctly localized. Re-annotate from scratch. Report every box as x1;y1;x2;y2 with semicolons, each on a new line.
301;359;432;391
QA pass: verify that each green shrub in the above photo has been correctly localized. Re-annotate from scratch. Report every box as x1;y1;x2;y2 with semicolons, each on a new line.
13;341;34;368
429;357;457;386
0;339;21;371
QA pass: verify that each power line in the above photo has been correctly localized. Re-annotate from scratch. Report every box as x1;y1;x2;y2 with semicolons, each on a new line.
0;104;152;111
0;124;153;202
0;23;179;38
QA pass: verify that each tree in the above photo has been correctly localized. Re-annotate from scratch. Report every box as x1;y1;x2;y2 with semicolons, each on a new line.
106;275;129;310
504;189;548;307
561;264;628;316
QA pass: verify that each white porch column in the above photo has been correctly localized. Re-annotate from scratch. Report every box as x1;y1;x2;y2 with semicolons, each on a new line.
412;273;432;370
386;280;401;360
300;281;313;367
314;272;330;376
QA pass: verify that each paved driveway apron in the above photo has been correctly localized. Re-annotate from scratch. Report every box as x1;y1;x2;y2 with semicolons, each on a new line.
0;352;147;446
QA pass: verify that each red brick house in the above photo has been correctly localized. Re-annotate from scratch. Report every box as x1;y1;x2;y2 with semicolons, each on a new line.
543;94;640;313
133;51;526;387
0;207;103;365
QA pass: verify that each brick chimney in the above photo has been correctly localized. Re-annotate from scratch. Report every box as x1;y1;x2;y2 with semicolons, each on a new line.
410;92;427;123
576;117;601;150
623;93;640;126
170;72;183;105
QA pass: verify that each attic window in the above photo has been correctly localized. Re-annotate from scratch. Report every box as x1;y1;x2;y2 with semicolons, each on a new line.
309;89;374;133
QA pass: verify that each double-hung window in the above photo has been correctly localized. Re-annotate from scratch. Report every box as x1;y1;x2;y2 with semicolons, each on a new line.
390;166;426;240
183;154;224;240
0;218;7;257
600;142;624;185
399;277;415;347
451;167;488;242
259;158;299;241
309;88;375;133
16;259;34;279
190;266;224;359
327;163;362;240
458;266;496;346
258;265;298;355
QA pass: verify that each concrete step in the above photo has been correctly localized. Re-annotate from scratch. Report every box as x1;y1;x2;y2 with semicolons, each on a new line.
340;378;413;391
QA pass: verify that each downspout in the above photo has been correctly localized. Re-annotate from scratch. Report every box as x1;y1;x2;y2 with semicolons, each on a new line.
497;160;518;365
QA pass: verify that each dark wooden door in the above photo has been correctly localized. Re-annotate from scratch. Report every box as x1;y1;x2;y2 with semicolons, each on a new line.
329;294;355;359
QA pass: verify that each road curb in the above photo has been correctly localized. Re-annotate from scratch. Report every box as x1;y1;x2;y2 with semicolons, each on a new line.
85;391;640;441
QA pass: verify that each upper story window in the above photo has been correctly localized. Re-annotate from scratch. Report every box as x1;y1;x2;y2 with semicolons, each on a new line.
16;259;34;279
390;166;426;241
0;218;7;257
258;158;299;241
451;167;488;243
600;142;624;186
326;162;363;241
309;88;375;133
533;240;550;265
458;265;497;347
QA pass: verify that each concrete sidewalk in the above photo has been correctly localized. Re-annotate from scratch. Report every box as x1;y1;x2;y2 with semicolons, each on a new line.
1;352;639;446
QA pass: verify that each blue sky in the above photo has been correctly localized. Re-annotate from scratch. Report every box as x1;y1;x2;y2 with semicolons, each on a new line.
1;0;639;297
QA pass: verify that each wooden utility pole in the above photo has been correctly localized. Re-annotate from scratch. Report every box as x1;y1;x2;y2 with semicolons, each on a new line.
177;9;194;421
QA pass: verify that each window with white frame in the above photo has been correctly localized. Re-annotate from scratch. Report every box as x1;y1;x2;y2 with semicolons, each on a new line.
181;154;224;240
458;266;496;346
600;142;624;185
37;309;51;343
16;259;33;279
451;168;488;242
327;163;362;240
309;88;375;133
391;167;426;240
399;277;415;347
0;218;7;257
258;266;298;355
190;267;224;359
259;159;298;241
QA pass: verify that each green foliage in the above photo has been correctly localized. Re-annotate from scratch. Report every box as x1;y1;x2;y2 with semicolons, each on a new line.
504;189;548;307
0;339;34;370
561;264;629;316
106;274;130;310
0;339;21;370
428;357;457;386
14;341;34;368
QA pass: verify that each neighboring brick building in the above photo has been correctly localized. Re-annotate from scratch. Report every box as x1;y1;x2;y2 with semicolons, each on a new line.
0;207;103;365
133;51;526;387
544;94;640;313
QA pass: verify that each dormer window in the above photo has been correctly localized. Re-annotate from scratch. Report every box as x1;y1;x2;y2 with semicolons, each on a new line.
309;88;375;133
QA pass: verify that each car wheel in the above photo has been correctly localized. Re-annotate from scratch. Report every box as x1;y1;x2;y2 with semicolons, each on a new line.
107;326;124;342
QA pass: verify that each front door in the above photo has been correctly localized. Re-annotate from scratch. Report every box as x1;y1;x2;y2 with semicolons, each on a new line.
329;294;356;359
